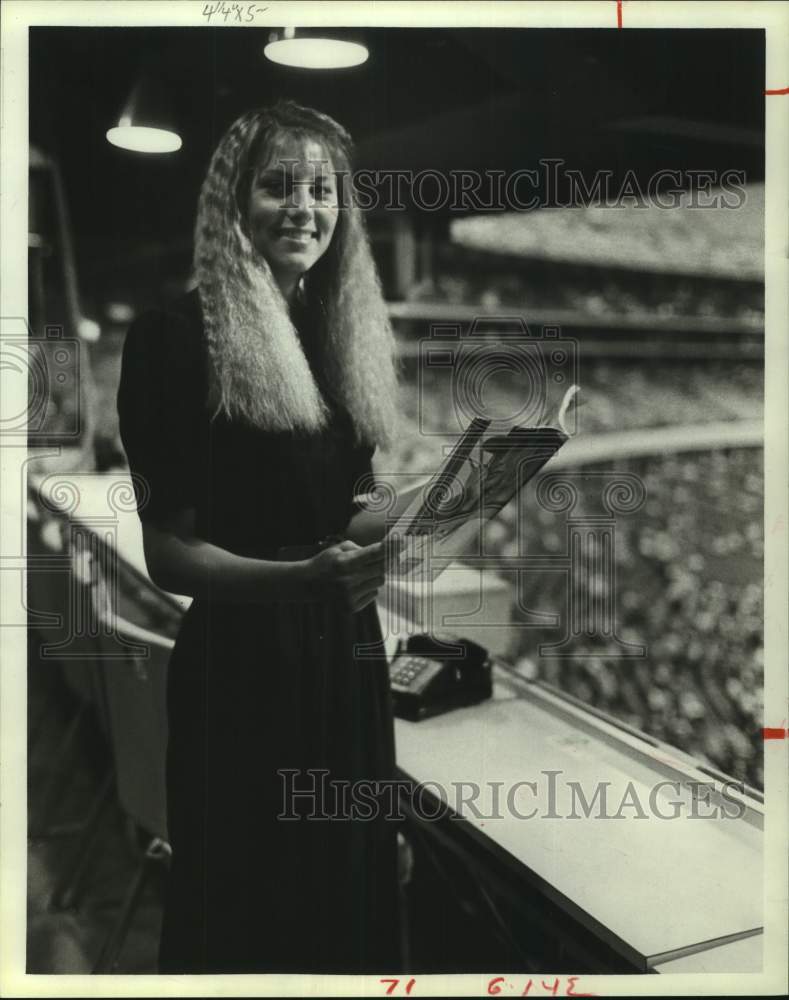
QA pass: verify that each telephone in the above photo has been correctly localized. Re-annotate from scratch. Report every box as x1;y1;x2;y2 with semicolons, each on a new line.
388;632;493;721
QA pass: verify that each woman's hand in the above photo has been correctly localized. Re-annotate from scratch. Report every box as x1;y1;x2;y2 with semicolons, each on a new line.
306;539;388;613
141;510;398;608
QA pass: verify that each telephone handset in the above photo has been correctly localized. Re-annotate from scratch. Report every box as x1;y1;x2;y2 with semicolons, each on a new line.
389;632;493;721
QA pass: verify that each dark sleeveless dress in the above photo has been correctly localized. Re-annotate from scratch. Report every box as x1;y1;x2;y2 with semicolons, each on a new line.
116;290;401;973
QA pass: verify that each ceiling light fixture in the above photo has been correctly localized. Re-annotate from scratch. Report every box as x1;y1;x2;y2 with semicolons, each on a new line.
106;76;182;154
264;28;368;69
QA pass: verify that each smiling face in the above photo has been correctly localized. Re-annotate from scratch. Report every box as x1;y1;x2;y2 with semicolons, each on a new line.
245;134;339;295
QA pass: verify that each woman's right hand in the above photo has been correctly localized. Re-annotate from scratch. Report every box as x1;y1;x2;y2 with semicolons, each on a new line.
306;539;388;612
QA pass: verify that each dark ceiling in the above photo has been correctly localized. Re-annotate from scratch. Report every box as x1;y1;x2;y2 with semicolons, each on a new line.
30;27;764;301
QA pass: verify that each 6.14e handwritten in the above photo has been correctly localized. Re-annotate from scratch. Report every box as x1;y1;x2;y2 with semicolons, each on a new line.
202;2;269;23
378;977;595;996
489;977;596;997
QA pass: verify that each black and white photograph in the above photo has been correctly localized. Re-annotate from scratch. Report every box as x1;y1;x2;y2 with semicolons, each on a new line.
1;1;787;995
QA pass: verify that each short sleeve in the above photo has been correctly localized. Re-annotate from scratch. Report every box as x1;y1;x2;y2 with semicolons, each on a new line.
116;304;207;523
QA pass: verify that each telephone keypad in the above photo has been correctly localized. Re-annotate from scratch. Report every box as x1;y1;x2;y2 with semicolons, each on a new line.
391;655;431;688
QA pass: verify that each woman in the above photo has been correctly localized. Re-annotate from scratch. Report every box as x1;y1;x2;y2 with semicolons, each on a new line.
117;101;403;973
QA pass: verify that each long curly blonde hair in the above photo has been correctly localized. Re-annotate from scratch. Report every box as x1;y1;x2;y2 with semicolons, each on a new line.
193;100;399;447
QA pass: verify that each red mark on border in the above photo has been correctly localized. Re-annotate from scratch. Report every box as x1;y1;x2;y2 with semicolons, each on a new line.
765;87;789;95
380;979;416;996
616;0;623;29
762;727;788;740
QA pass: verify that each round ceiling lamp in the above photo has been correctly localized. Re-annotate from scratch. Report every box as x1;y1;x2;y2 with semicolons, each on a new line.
106;77;182;154
106;123;182;154
264;28;368;69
